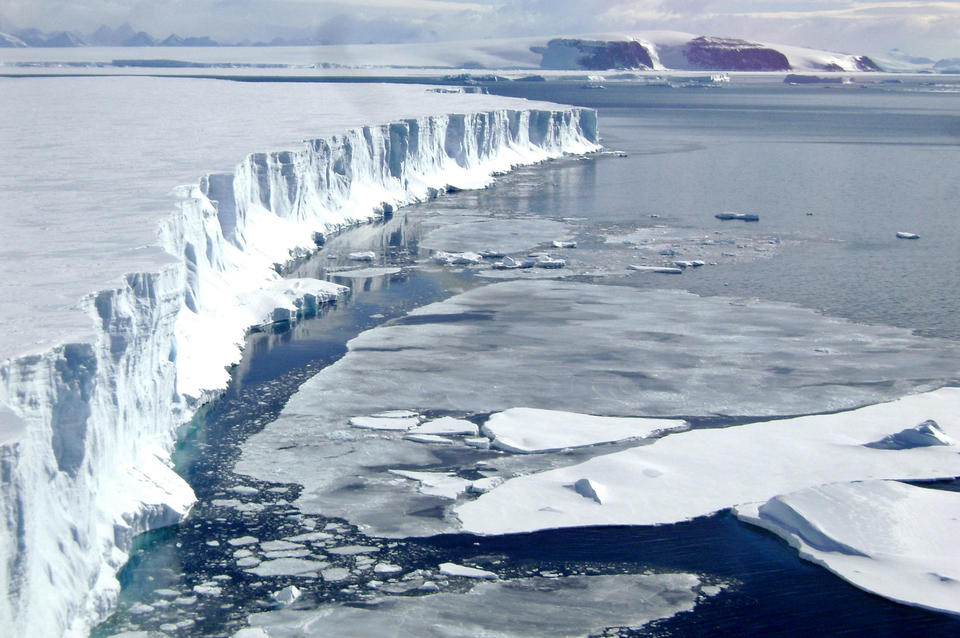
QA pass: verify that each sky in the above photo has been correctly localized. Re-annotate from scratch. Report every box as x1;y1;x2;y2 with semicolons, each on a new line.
0;0;957;59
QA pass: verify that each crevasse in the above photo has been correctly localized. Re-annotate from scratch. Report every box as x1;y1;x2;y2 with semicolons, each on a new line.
0;106;599;637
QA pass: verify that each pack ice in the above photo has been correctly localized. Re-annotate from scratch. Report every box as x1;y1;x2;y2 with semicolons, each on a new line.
0;76;598;637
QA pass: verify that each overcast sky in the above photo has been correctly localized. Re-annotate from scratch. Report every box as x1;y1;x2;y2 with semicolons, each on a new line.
1;0;957;58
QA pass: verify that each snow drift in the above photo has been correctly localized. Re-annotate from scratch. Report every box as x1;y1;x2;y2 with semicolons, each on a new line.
0;84;598;637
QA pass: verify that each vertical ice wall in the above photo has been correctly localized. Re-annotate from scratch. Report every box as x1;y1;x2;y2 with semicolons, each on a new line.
0;106;598;637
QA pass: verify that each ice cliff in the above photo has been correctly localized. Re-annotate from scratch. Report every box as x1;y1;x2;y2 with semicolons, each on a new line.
0;101;598;637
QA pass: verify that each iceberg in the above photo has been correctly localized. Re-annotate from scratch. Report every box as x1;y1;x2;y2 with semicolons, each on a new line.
0;77;599;637
735;480;960;616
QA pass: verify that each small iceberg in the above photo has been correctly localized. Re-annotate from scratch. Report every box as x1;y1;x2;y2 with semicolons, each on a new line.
674;260;705;269
628;265;683;274
551;240;577;248
348;251;376;261
534;255;566;269
432;250;484;265
864;419;954;450
896;231;919;240
715;212;759;222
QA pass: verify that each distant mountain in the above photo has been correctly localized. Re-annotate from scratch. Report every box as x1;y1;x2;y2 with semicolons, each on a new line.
121;31;156;46
0;31;27;47
532;34;880;72
88;23;136;46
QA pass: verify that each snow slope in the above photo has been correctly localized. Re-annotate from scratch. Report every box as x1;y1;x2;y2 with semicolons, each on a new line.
0;77;598;637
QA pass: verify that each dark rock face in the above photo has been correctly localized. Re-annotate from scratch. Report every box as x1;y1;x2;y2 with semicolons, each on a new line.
854;56;882;71
683;36;790;71
536;39;655;70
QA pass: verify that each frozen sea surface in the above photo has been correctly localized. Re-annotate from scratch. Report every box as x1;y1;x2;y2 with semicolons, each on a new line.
245;572;711;638
237;280;960;537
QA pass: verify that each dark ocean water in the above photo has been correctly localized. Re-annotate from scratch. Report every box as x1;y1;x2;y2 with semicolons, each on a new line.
96;77;960;637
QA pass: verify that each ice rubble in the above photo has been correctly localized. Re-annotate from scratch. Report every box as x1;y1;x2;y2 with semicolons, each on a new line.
735;480;960;616
242;573;710;638
237;280;960;537
454;388;960;534
0;77;598;637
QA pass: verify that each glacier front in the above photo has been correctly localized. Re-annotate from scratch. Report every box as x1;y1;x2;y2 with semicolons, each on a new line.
0;76;598;637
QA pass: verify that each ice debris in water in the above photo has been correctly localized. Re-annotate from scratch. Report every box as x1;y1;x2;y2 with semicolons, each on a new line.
552;240;577;248
348;251;377;261
628;264;683;274
439;562;498;580
864;419;954;449
271;585;302;606
896;231;920;239
410;416;479;436
715;212;759;221
349;414;421;430
432;250;484;265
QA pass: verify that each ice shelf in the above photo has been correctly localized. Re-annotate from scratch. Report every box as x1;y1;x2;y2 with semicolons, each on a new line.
0;76;598;637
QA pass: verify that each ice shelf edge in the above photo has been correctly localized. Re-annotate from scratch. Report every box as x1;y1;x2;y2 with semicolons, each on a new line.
0;105;600;637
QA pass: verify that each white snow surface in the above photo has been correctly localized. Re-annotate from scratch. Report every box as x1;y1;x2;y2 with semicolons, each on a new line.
0;76;597;637
735;480;960;616
245;573;709;638
455;389;960;535
483;407;686;453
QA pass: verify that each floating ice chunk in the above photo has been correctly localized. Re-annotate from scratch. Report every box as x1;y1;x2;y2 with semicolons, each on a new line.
864;419;954;449
328;267;401;279
237;557;261;568
403;433;455;445
628;264;683;274
228;536;259;547
349;415;420;431
479;250;506;258
193;584;222;596
229;485;259;496
456;389;960;535
674;260;705;268
715;212;759;221
552;240;577;248
265;549;313;559
374;563;403;575
271;585;302;606
410;416;479;436
245;558;326;577
483;407;685;454
328;545;379;555
246;573;708;638
572;478;606;504
735;480;960;615
233;628;271;638
348;251;377;261
492;256;524;269
464;437;491;449
372;410;420;419
896;232;920;239
439;562;498;580
261;540;305;552
389;470;472;500
322;567;351;582
534;255;566;269
432;250;484;265
285;531;334;543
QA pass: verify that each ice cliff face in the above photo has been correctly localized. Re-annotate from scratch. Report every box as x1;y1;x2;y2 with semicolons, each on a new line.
0;105;599;637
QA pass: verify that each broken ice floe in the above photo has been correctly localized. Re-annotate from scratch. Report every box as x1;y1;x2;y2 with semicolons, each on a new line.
896;231;920;239
271;585;301;606
439;562;497;579
410;417;479;436
243;573;711;638
349;414;421;431
482;407;686;454
432;251;484;265
628;264;683;274
735;479;960;616
455;388;960;535
551;240;577;248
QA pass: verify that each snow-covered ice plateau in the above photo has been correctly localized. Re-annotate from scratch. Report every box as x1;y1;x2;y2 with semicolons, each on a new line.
0;77;598;637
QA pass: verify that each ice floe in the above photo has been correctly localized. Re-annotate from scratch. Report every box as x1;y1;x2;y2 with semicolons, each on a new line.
736;480;960;616
896;231;920;239
244;573;711;637
411;417;479;436
348;251;377;262
439;563;498;579
455;388;960;535
482;407;686;453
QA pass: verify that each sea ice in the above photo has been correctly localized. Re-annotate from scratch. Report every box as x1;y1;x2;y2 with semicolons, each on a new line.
245;558;326;578
271;585;301;606
421;218;570;256
410;417;479;436
349;415;420;431
348;251;377;262
735;480;960;615
456;389;960;535
389;470;473;500
482;407;686;453
245;573;710;638
439;563;498;579
238;281;960;537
